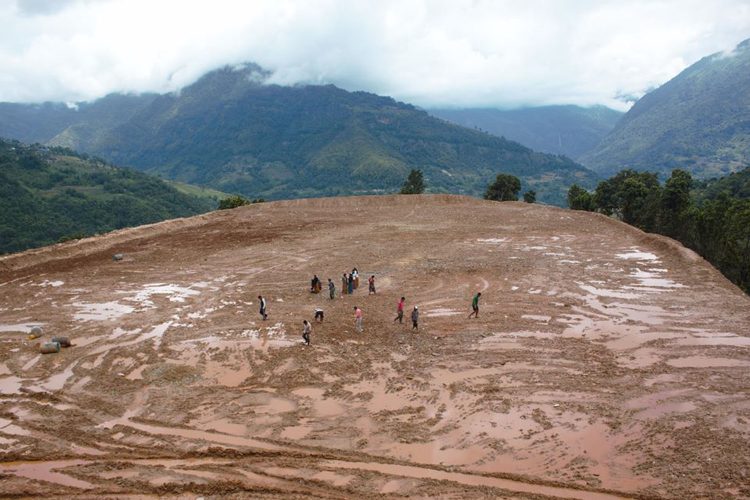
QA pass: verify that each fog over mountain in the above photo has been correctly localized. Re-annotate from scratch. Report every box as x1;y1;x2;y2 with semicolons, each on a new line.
2;0;749;110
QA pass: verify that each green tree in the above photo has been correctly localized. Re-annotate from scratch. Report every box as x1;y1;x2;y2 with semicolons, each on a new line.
523;190;536;203
400;169;425;194
485;173;521;201
567;184;595;211
659;169;693;239
218;195;250;210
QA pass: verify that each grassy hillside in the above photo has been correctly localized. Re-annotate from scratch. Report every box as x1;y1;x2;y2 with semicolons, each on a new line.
581;38;750;178
0;65;598;206
429;105;622;160
0;139;218;254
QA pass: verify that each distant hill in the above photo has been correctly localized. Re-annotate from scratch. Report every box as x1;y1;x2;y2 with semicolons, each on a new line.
0;65;598;206
0;139;219;254
429;105;623;160
581;38;750;178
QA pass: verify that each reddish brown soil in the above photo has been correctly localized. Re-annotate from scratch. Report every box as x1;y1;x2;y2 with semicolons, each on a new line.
1;195;748;499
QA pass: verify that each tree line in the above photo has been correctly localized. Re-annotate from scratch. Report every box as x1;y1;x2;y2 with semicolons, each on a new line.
568;169;750;293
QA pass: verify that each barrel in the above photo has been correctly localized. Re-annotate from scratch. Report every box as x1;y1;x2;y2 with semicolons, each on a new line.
28;326;43;339
40;342;61;354
51;336;71;348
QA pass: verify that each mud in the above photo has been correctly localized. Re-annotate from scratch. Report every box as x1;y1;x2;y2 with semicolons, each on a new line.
1;195;749;498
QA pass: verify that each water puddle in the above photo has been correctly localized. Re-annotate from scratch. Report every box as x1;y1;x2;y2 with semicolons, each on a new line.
0;460;94;489
616;249;659;261
72;301;134;321
324;460;628;500
293;387;346;417
0;323;44;333
577;284;640;300
124;283;202;307
666;356;750;368
425;308;461;317
0;375;23;394
635;401;697;419
673;335;750;347
521;314;552;323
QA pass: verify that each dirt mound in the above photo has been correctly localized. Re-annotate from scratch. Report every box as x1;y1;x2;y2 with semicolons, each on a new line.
1;195;749;498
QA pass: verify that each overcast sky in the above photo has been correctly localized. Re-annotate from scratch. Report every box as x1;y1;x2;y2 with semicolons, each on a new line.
2;0;750;110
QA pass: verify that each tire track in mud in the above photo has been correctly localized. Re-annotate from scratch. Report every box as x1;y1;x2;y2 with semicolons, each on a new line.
0;449;640;499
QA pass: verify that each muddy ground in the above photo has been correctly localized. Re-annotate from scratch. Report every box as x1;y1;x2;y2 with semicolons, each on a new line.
0;195;748;499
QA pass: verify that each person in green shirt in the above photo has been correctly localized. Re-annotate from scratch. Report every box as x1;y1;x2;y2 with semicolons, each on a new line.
468;292;481;318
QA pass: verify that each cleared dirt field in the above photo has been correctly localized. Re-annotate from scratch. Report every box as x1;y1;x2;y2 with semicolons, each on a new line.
1;194;749;499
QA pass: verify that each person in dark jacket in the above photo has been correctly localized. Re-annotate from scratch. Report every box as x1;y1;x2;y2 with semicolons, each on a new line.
411;306;419;331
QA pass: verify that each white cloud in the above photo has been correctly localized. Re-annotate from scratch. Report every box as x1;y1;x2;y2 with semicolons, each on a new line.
1;0;749;109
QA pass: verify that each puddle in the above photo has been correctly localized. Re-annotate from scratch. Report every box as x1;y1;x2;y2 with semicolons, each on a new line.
312;470;354;487
629;269;684;289
41;361;78;391
616;249;659;261
577;283;640;300
674;335;750;347
324;460;627;500
425;308;460;317
0;323;44;333
0;460;94;489
280;423;313;440
432;367;499;385
125;283;202;307
666;356;750;368
0;376;23;394
293;387;346;417
521;314;551;323
635;401;698;419
72;301;134;321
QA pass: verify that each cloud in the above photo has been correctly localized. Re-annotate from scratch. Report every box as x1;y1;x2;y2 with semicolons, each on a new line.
1;0;749;109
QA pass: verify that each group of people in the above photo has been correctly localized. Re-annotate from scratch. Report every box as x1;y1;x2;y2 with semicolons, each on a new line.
310;268;378;299
261;274;483;347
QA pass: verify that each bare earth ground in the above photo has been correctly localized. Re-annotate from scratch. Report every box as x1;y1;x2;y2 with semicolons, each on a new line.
0;195;749;499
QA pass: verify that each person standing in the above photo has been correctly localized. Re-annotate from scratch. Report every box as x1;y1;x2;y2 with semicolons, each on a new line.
341;273;348;296
348;273;354;295
354;306;363;333
468;292;481;318
258;295;268;320
352;268;359;289
394;297;405;323
302;320;312;345
411;306;419;331
368;275;376;295
328;278;335;299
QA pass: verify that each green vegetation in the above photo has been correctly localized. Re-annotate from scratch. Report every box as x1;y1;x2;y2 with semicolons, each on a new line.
568;167;750;293
485;173;521;201
0;139;217;254
0;65;598;206
523;190;536;203
581;38;750;179
399;169;425;194
430;105;623;160
218;195;265;209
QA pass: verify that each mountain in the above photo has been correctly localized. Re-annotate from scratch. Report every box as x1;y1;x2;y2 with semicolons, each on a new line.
0;65;598;205
0;138;219;254
580;38;750;178
429;105;623;160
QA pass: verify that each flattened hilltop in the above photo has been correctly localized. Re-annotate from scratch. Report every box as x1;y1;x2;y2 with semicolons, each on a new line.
1;195;749;499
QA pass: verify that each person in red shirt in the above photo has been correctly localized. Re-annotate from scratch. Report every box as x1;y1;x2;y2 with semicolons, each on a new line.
393;297;405;323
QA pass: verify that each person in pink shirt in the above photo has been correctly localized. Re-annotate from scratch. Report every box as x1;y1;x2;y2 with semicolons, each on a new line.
393;297;405;323
354;306;363;332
